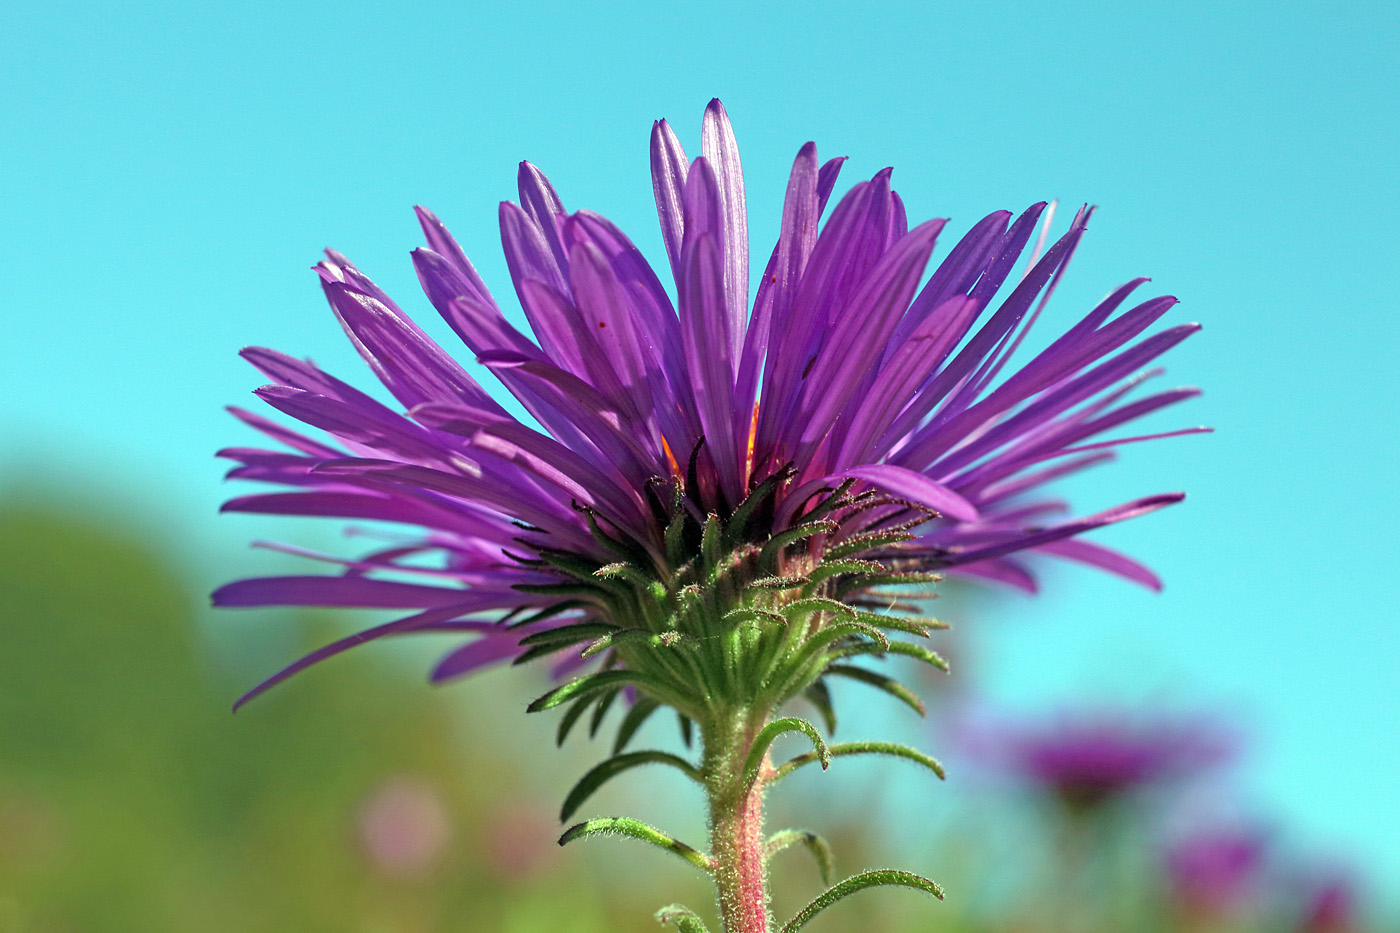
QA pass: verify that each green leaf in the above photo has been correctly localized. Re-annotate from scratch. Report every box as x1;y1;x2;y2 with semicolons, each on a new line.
833;639;949;672
613;695;662;754
655;904;712;933
773;740;945;782
556;693;598;746
743;717;829;791
528;670;668;714
558;818;711;873
677;712;694;747
803;680;838;736
779;869;944;933
765;829;835;886
823;665;926;716
559;751;702;822
587;686;620;737
518;621;618;647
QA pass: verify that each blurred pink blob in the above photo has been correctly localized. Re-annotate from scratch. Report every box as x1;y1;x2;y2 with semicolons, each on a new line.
356;776;453;880
1167;827;1268;916
482;799;556;882
1299;875;1360;933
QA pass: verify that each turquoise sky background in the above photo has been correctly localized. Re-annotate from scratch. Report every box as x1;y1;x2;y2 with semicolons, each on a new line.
4;0;1397;902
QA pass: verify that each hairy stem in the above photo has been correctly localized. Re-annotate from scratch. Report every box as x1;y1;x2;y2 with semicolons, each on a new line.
703;709;773;933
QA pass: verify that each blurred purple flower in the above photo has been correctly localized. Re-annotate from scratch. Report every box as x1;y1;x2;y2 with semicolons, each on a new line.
991;710;1234;811
214;100;1205;705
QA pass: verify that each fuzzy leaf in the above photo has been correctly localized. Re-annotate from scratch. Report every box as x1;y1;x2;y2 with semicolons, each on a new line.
779;869;944;933
744;717;829;790
558;817;711;873
528;670;669;714
773;740;945;782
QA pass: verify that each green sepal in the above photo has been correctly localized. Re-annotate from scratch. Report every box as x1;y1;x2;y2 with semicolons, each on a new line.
782;596;855;621
556;692;600;746
822;528;916;560
595;561;658;589
797;478;857;524
772;739;946;782
700;512;722;576
764;829;835;886
724;466;792;546
655;904;713;933
759;520;839;568
588;686;619;737
851;610;932;638
803;680;838;736
751;575;810;590
779;869;944;933
528;670;669;714
558;817;711;873
505;599;588;629
613;695;662;754
664;506;692;568
576;503;641;561
518;621;617;647
580;628;677;660
805;559;886;586
824;664;926;716
832;639;949;672
743;717;829;791
723;607;788;626
559;750;703;822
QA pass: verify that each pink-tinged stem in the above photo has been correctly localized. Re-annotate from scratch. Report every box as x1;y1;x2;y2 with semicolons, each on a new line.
704;710;773;933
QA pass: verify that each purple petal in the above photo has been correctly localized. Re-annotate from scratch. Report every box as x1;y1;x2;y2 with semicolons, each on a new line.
838;463;980;523
700;99;749;357
431;633;524;683
650;118;690;280
1035;538;1164;591
517;161;569;273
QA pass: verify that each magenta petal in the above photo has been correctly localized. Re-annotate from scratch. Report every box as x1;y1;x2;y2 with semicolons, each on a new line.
838;463;980;523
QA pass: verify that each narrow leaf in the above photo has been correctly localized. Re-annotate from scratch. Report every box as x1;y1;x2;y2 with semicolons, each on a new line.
743;717;829;791
779;869;944;933
558;817;711;873
773;740;945;782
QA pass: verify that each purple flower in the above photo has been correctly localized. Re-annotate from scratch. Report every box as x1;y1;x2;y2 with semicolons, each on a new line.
987;711;1233;812
215;100;1204;711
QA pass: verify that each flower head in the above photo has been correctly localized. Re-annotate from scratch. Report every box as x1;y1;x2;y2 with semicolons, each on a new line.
215;100;1204;730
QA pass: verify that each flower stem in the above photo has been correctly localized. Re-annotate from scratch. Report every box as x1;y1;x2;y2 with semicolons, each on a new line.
703;708;773;933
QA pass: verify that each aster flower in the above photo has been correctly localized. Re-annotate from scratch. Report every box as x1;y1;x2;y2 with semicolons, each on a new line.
215;100;1203;933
